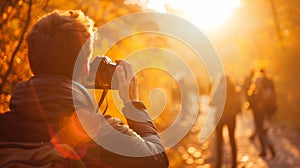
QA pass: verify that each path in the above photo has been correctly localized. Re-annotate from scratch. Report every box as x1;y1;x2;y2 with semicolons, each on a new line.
166;96;300;168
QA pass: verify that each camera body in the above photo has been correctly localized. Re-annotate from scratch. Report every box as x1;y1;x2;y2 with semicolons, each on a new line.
87;56;119;90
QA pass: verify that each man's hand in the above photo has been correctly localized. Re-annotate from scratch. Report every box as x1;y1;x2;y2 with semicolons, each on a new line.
116;60;138;104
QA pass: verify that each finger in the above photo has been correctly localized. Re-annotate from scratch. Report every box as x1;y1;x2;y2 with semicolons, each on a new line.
116;66;131;103
118;60;136;83
116;66;127;86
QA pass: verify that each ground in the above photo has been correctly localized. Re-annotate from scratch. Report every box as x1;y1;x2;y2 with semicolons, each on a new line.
166;96;300;168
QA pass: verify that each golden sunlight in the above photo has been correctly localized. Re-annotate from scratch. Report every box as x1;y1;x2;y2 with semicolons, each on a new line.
146;0;241;29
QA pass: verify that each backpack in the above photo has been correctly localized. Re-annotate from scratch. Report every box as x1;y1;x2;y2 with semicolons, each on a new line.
0;142;86;168
260;86;277;116
256;77;277;116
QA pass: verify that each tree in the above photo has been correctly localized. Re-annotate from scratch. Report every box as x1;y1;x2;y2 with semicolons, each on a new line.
0;0;34;112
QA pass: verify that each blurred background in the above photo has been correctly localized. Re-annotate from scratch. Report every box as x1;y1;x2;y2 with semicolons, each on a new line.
1;0;300;167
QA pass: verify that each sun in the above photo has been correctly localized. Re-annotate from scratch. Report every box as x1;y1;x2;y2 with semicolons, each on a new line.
146;0;241;30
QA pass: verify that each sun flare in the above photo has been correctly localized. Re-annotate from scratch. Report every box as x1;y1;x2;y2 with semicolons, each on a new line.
146;0;241;29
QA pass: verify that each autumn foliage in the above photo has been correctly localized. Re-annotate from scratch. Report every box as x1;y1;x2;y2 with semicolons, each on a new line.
1;2;300;167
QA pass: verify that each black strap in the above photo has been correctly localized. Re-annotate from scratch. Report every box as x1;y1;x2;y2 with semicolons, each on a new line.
96;89;109;115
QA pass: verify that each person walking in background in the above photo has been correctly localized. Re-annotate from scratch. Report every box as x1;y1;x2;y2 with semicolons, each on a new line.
241;69;259;140
247;68;276;158
213;75;242;168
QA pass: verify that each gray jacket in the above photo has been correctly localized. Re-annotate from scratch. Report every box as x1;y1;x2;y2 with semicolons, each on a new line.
0;75;169;168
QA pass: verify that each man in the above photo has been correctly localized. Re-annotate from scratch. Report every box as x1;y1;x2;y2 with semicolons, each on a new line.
0;10;169;167
248;68;276;157
214;75;241;168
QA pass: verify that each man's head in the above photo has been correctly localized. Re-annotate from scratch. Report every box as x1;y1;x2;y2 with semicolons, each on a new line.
26;10;95;80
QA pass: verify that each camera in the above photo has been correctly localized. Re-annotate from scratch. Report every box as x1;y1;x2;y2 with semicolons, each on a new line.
87;56;119;90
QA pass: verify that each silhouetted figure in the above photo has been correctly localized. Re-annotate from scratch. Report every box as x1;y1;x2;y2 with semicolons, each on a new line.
248;68;276;158
242;69;259;139
213;75;241;168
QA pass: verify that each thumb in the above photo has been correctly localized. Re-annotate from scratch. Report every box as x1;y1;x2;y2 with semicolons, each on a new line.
116;66;127;86
116;66;130;103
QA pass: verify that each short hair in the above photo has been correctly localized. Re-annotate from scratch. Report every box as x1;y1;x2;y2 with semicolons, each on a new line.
26;10;95;79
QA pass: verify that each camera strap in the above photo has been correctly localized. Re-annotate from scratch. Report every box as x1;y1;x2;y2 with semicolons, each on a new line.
96;89;109;115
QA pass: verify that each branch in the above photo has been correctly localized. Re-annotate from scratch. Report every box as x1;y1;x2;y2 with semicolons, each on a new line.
42;0;50;10
269;0;282;41
0;0;33;93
